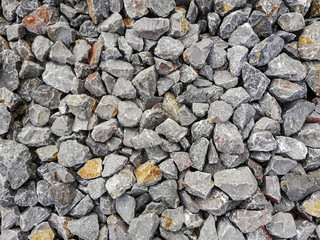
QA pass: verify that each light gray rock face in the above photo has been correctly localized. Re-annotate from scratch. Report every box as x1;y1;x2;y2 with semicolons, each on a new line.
58;140;92;167
0;50;20;91
156;118;188;142
67;213;99;240
275;136;307;160
128;213;160;240
102;153;128;177
208;100;233;123
91;119;118;143
105;169;136;199
183;38;213;69
116;193;136;224
282;99;315;136
277;12;305;32
217;217;245;240
123;0;149;19
214;167;258;200
155;36;184;61
227;45;248;76
248;34;284;66
229;209;272;233
265;53;307;81
132;66;157;99
17;124;53;147
130;129;163;149
297;123;320;148
184;171;214;198
42;62;75;93
103;59;134;80
20;206;51;231
266;212;297;238
269;78;307;102
189;137;209;170
0;103;11;135
117;101;142;127
242;62;270;101
247;131;278;152
228;23;259;48
132;17;170;40
298;21;320;60
213;122;245;155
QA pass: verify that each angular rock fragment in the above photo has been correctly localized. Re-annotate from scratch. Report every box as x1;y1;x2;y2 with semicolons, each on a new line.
208;100;233;123
184;171;213;198
123;0;149;19
128;213;160;240
189;137;209;170
67;213;99;240
78;158;102;179
183;38;213;69
132;17;170;40
265;155;297;176
131;129;163;149
47;22;76;47
156;118;188;142
0;103;11;135
66;94;96;120
217;217;245;240
266;212;297;239
105;169;136;199
269;78;307;102
214;121;245;154
169;11;189;38
265;53;307;81
247;131;277;152
0;50;20;92
58;140;92;167
149;180;179;208
298;22;320;60
301;191;320;217
161;206;184;231
20;206;51;232
17;124;53;147
116;193;136;224
214;167;258;200
248;34;284;66
220;87;250;108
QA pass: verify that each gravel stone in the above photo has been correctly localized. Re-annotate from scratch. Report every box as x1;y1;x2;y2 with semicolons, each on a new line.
266;212;297;238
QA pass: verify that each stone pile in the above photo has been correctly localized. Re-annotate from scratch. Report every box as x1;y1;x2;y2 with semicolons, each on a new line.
1;0;320;239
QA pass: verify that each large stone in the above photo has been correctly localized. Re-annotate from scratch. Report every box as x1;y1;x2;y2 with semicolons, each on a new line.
132;17;170;40
58;140;92;167
298;21;320;60
123;0;149;19
266;212;297;239
183;38;213;69
155;118;188;142
184;171;214;198
128;213;160;240
214;167;258;200
67;213;99;240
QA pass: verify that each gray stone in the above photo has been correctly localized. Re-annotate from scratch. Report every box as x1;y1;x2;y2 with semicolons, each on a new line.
155;118;188;142
217;217;245;240
266;212;297;238
259;92;282;123
0;87;21;110
14;180;37;207
154;57;175;75
208;100;233;124
42;62;75;93
184;171;213;198
6;23;26;41
218;8;250;39
115;193;136;224
262;175;281;203
198;215;218;240
32;35;52;62
97;12;124;34
132;66;157;99
73;39;90;63
47;21;76;47
112;78;136;99
180;64;198;84
227;45;248;77
242;62;270;101
265;53;307;81
69;194;94;217
189;137;209;170
265;155;297;176
117;101;142;127
229;23;259;48
17;124;52;147
79;20;99;37
159;159;178;180
140;107;168;130
102;59;134;80
178;23;199;48
29;102;50;127
0;103;11;135
49;41;75;65
220;87;250;108
130;129;163;149
269;78;307;102
169;11;189;38
91;119;118;143
48;162;75;183
105;168;136;199
66;94;96;120
283;99;315;136
183;38;213;69
186;1;198;24
275;136;307;160
67;213;99;240
214;121;245;154
101;153;128;177
133;17;170;40
298;22;320;60
19;60;44;79
123;0;149;19
155;36;184;61
247;131;277;152
51;115;73;137
85;72;106;97
278;12;305;32
58;140;92;167
229;209;272;233
232;103;255;130
281;173;318;201
297;123;320;148
214;167;258;200
94;95;120;120
248;34;284;66
207;45;227;69
146;0;175;17
178;105;197;126
197;188;229;216
170;152;192;172
149;180;179;208
19;206;51;232
213;70;238;89
192;103;209;118
0;50;20;91
207;12;220;35
161;206;184;231
128;213;160;240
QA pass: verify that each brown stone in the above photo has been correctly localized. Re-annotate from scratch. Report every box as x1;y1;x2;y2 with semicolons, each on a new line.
77;158;103;179
134;160;162;186
22;5;59;35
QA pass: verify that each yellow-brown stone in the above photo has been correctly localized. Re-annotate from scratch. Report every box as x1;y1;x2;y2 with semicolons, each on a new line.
134;161;162;186
303;193;320;217
29;229;55;240
77;158;102;179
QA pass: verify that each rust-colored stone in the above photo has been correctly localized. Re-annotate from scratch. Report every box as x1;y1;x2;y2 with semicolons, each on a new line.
29;229;55;240
134;161;162;185
77;158;102;179
161;216;173;230
88;41;99;67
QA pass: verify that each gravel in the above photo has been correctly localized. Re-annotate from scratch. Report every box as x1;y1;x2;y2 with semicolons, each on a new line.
1;1;320;239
